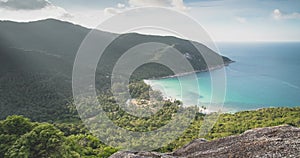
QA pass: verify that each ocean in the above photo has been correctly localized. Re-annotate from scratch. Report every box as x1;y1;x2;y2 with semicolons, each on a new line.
146;42;300;112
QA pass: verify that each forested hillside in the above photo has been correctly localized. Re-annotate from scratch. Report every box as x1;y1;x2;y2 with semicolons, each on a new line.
0;19;232;121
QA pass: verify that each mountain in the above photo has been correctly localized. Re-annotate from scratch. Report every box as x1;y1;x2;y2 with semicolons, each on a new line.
0;19;232;121
110;125;300;158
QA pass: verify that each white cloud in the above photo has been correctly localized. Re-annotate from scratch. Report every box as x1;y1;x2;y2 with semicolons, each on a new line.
103;0;188;16
272;9;300;20
0;0;73;22
0;0;51;10
117;3;126;9
128;0;188;11
171;0;187;11
0;0;110;29
63;9;108;28
235;16;247;24
128;0;168;7
104;7;121;15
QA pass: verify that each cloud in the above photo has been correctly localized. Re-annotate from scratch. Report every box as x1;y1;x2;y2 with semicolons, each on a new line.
171;0;187;11
0;0;51;10
0;0;109;29
272;9;300;20
128;0;169;7
117;3;126;9
104;0;188;16
104;7;120;15
128;0;188;11
235;16;247;24
0;0;73;22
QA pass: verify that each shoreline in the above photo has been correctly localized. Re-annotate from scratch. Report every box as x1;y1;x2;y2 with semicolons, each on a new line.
144;62;234;114
149;61;235;80
144;79;300;114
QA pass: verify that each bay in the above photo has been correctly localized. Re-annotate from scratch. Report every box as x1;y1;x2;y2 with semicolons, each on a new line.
146;42;300;112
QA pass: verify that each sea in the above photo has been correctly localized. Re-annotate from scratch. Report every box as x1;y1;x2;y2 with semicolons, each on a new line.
145;42;300;113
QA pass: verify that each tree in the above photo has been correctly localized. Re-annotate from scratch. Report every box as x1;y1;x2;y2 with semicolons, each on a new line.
0;115;33;136
5;123;72;158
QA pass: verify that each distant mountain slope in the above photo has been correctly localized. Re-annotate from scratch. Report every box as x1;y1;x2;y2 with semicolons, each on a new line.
0;19;232;121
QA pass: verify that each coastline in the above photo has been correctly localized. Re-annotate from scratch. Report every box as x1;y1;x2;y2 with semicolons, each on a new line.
149;61;234;80
144;61;234;114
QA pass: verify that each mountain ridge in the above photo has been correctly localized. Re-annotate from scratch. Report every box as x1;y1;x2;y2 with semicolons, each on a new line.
0;19;232;121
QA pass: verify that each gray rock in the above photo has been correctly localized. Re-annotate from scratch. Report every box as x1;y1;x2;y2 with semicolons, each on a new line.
110;125;300;158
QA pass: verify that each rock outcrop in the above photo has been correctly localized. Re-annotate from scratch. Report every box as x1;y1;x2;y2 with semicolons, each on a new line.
110;125;300;158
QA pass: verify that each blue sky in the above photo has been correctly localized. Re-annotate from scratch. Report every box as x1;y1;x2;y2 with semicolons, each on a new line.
0;0;299;41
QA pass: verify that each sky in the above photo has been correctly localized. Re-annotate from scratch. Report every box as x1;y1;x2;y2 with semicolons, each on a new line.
0;0;300;42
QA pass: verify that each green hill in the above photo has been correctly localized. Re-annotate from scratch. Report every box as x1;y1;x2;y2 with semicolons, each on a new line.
0;19;232;121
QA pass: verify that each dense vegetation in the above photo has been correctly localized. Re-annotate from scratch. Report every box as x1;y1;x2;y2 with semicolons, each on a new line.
2;19;298;157
0;19;231;121
1;106;299;157
1;81;299;156
0;115;117;158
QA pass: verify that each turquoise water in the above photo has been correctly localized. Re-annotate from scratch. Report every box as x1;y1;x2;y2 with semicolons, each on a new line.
146;42;300;112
